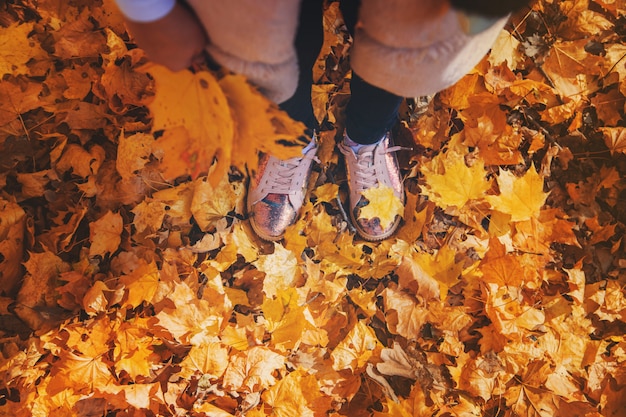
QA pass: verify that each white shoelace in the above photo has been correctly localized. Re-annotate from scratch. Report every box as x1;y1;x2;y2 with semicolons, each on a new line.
264;157;305;194
263;152;319;196
350;142;403;192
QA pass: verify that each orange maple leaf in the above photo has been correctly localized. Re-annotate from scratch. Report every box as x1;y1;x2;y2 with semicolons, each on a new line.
89;210;123;258
145;65;234;184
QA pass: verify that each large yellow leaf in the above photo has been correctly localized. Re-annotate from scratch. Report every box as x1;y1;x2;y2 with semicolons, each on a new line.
422;156;491;210
254;243;300;299
119;259;160;309
113;319;156;380
145;65;234;185
487;167;548;222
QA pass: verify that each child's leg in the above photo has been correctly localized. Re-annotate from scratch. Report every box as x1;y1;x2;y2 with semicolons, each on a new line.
344;73;403;144
278;0;325;134
248;0;325;241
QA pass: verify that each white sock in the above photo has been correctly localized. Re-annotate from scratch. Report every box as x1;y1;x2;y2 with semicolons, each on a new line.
344;132;383;151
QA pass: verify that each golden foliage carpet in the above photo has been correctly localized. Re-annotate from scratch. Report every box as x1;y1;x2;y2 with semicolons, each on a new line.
0;0;625;416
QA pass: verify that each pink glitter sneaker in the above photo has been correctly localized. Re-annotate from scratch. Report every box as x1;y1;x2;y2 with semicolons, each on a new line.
338;131;404;241
247;139;318;241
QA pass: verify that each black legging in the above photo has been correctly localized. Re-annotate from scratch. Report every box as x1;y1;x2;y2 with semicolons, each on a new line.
279;0;403;145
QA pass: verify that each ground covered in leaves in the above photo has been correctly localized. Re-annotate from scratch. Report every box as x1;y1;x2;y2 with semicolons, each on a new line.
1;0;626;416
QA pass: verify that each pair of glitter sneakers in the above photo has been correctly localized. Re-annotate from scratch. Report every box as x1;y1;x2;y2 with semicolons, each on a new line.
247;132;404;241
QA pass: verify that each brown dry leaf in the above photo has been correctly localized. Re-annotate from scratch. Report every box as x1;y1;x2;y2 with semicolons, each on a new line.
52;8;108;59
116;132;153;180
0;78;43;126
89;210;123;258
599;126;626;154
16;170;55;200
98;59;153;113
591;88;625;126
55;143;106;178
0;199;26;295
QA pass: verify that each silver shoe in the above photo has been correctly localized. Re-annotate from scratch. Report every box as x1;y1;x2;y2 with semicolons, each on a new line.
338;131;404;241
247;139;318;241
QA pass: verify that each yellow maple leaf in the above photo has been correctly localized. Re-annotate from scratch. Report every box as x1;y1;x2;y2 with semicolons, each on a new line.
154;281;223;344
254;243;300;299
261;287;306;351
145;65;234;185
222;346;285;392
179;342;229;379
485;284;545;337
487;166;548;222
331;321;380;372
488;29;522;69
382;287;429;339
119;258;160;309
89;210;123;258
262;368;317;417
0;22;47;77
82;280;111;315
422;156;491;210
113;319;157;380
358;184;404;228
190;174;243;231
